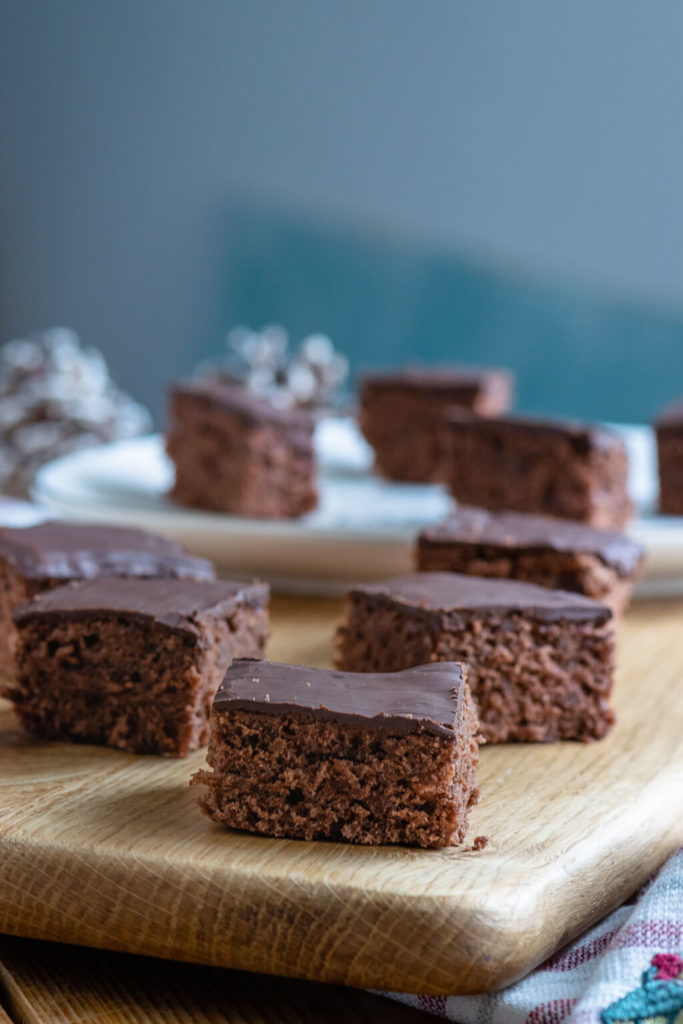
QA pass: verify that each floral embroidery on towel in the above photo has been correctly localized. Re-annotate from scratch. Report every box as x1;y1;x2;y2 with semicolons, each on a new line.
600;954;683;1024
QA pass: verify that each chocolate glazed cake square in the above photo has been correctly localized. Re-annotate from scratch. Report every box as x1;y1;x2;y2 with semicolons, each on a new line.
416;508;644;618
10;577;270;757
193;658;479;848
0;521;216;681
358;366;514;483
444;413;632;529
335;573;615;744
166;379;318;518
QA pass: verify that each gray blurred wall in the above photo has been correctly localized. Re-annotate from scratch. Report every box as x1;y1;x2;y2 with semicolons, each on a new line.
2;0;683;420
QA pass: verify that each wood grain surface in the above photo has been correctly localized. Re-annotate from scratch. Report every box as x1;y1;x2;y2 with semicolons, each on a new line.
0;595;682;996
0;936;426;1024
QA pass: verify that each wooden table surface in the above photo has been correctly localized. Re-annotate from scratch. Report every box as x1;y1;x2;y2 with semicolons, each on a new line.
0;937;428;1024
1;593;683;1022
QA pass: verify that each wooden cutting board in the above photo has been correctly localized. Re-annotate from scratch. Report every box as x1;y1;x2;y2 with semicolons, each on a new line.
1;595;682;996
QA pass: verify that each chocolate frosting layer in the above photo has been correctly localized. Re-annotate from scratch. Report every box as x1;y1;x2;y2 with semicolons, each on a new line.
361;365;512;394
214;658;465;738
655;401;683;431
0;522;215;582
172;379;315;433
447;410;624;454
420;508;643;576
350;572;612;623
14;576;269;634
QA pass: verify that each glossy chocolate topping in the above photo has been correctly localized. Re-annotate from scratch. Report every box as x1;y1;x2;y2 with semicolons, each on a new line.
350;572;612;623
447;410;625;453
361;365;512;395
420;508;643;576
0;522;215;582
214;658;466;738
172;379;315;432
13;576;269;634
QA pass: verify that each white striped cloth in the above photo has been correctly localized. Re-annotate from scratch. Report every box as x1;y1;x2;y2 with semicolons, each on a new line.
386;847;683;1024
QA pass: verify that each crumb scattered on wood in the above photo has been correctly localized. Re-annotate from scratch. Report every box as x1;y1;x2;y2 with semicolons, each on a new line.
473;835;489;851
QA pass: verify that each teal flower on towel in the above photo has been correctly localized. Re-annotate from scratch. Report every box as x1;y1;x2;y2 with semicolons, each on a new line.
601;954;683;1024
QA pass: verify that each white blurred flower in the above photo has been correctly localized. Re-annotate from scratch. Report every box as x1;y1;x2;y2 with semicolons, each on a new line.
199;324;349;411
0;327;152;496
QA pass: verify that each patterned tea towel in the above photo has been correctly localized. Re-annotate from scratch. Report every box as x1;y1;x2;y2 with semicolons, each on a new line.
386;846;683;1024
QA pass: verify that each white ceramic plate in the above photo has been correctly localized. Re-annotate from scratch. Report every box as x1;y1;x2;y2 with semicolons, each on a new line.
31;419;683;595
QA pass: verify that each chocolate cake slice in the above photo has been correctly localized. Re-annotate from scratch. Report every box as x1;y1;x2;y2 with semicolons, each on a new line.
358;365;514;482
193;658;479;848
417;507;644;617
167;379;317;518
0;521;216;680
335;572;615;743
10;577;269;756
655;401;683;515
445;413;632;529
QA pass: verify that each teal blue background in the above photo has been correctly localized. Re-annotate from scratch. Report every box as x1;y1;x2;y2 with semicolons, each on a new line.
212;205;682;423
2;0;683;423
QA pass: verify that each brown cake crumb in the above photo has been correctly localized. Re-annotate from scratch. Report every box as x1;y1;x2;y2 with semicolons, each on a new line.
166;379;317;518
193;659;480;848
10;577;269;756
655;401;683;515
0;521;215;681
416;507;644;617
335;573;615;744
358;365;513;483
444;413;632;529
